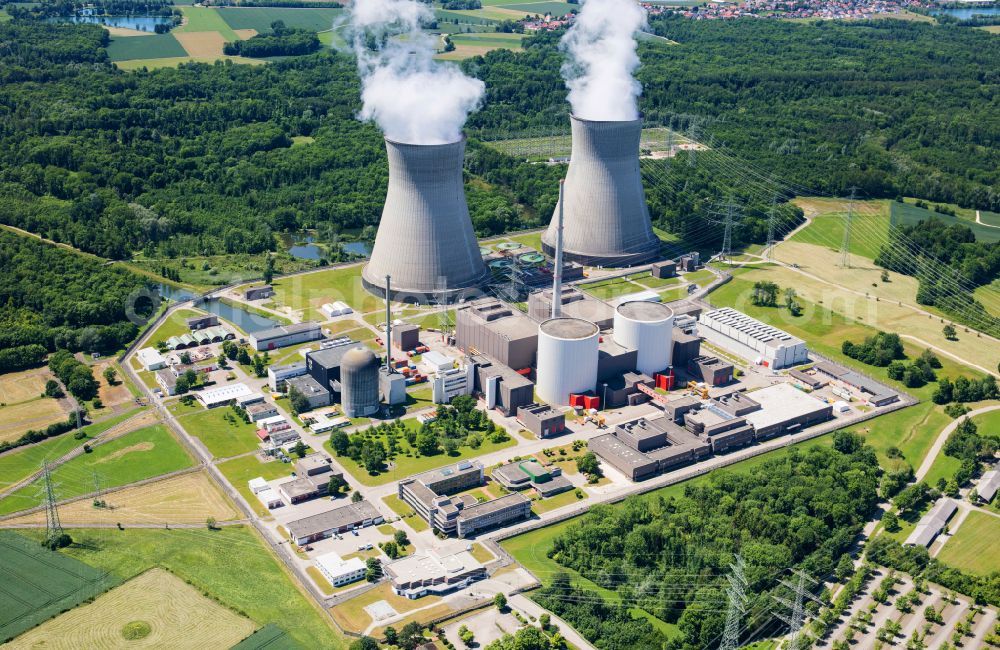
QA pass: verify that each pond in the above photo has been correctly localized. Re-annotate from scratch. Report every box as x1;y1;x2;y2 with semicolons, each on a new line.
342;241;371;257
46;14;175;32
930;5;1000;18
282;232;371;259
153;283;282;334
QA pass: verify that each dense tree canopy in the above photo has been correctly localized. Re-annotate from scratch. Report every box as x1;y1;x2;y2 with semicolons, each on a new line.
539;440;881;649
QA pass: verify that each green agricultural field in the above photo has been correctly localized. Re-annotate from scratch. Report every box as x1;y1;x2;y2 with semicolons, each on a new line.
217;454;292;516
218;7;343;33
0;531;121;644
891;200;1000;243
0;424;194;515
936;511;1000;576
175;5;239;40
31;527;345;649
177;406;261;459
232;624;303;650
790;201;889;260
497;1;575;16
0;408;142;492
434;8;497;24
324;422;517;487
977;210;1000;227
106;34;187;61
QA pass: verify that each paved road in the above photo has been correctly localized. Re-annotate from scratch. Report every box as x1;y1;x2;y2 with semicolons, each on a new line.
915;404;1000;481
511;594;597;650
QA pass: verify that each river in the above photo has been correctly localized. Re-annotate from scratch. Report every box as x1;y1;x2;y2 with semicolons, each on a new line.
154;283;282;334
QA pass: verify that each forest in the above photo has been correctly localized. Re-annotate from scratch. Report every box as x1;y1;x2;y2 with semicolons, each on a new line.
538;436;881;650
0;229;151;353
223;24;320;58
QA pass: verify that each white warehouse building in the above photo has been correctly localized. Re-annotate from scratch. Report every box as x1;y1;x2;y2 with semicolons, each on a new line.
698;307;807;369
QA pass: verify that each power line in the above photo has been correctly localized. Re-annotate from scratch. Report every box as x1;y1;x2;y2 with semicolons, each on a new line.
771;569;822;650
721;554;748;650
40;461;63;544
840;186;859;268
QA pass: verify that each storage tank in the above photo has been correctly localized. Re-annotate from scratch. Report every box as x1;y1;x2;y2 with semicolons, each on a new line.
613;301;674;375
340;346;381;418
536;317;599;406
541;116;660;267
362;137;489;302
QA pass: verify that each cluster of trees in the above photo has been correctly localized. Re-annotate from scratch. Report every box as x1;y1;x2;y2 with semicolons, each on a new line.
865;535;1000;607
932;374;1000;405
328;396;508;474
875;219;1000;336
48;349;98;401
6;0;179;19
223;22;320;58
485;626;567;650
0;409;84;454
539;434;881;649
0;21;554;267
886;349;940;389
0;344;47;374
841;332;904;367
441;0;482;8
0;230;151;353
943;417;998;487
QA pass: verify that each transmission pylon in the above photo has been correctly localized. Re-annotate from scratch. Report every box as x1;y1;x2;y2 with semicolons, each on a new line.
92;470;104;508
771;569;822;650
687;123;699;167
40;461;63;544
709;198;742;265
765;196;779;262
721;554;748;650
840;186;859;268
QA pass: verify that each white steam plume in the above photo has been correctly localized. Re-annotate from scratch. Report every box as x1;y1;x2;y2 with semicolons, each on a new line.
344;0;484;145
560;0;647;121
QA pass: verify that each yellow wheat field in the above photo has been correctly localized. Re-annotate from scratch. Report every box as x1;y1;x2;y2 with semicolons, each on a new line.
7;568;256;649
4;471;241;526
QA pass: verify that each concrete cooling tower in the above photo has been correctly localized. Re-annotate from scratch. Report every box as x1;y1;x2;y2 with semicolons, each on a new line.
362;138;489;302
542;116;660;267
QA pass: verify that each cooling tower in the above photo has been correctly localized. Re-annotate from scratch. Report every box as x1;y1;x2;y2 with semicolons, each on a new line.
363;138;489;302
541;116;660;267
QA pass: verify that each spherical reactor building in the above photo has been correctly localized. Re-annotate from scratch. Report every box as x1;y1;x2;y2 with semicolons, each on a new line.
340;346;380;418
535;317;599;406
362;138;490;302
613;301;674;375
541;116;661;267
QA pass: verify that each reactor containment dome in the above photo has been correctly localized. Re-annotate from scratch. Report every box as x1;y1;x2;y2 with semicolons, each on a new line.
613;301;674;376
535;317;600;406
340;346;381;418
541;116;660;267
363;138;489;302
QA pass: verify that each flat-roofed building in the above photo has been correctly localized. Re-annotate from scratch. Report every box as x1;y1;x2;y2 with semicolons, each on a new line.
285;500;383;545
295;453;335;478
246;402;280;422
315;552;366;588
285;375;331;410
386;549;487;599
456;493;531;537
196;382;254;408
250;321;322;352
589;433;659;481
455;299;539;371
742;383;832;440
492;460;572;498
474;356;534;417
905;498;958;547
528;287;615;329
186;314;219;331
814;361;899;406
155;369;178;396
788;368;825;389
268;362;307;391
516;403;566;438
278;477;329;505
651;260;677;279
699;307;807;369
672;328;701;367
683;406;754;454
244;285;273;301
687;355;734;386
137;348;167;371
305;343;358;393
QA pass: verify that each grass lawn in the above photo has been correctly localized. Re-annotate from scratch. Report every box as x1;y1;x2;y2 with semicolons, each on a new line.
382;494;429;532
579;276;647;301
790;198;889;260
659;286;691;302
531;488;585;514
708;271;982;402
936;510;1000;576
178;406;262;459
325;429;516;487
634;273;682;289
843;401;950;470
972;409;1000;435
0;408;143;492
499;230;544;252
146;307;205;346
217;454;293;516
469;542;494;563
34;527;345;649
175;5;239;40
0;424;194;515
269;264;382;319
331;582;440;635
682;269;716;286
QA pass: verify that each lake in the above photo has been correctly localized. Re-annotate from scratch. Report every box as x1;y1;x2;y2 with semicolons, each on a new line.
931;5;1000;18
154;283;282;334
46;14;174;32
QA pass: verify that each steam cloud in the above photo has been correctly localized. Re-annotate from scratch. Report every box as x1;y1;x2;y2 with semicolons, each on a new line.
345;0;484;145
560;0;647;121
